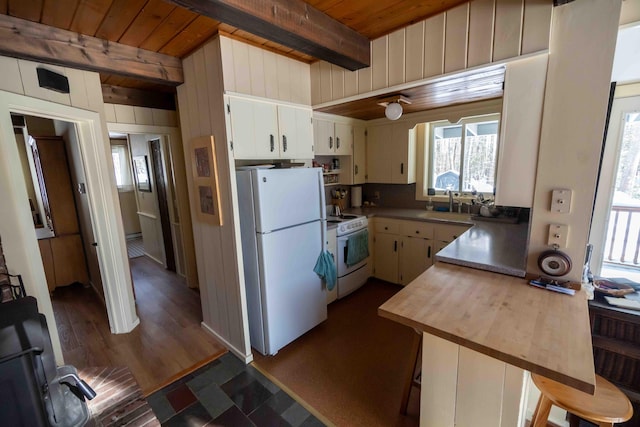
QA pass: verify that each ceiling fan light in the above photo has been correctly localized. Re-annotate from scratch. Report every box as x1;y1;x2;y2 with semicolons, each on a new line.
385;102;403;120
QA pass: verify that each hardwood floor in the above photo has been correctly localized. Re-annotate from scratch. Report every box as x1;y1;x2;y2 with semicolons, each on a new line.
253;279;420;427
51;256;227;395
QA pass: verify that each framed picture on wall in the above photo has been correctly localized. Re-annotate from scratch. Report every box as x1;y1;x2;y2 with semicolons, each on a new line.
190;136;222;226
133;155;151;192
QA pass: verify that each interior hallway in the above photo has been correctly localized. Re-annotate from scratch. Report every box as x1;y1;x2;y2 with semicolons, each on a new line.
253;279;420;427
51;256;226;395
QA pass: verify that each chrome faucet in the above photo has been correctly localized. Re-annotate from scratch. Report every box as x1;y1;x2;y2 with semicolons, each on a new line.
448;190;454;212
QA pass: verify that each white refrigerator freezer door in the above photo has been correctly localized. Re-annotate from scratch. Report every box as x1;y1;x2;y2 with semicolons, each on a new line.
257;220;327;355
252;168;325;233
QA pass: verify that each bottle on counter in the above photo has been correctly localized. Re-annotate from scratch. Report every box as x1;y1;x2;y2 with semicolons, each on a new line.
426;197;434;211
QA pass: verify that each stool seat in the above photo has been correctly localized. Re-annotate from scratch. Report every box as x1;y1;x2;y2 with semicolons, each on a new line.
531;373;633;427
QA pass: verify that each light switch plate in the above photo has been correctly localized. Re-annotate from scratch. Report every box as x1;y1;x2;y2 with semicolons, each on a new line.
548;224;569;248
551;189;572;213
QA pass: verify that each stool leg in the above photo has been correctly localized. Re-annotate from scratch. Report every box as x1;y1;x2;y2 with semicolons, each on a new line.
597;423;614;427
531;395;553;427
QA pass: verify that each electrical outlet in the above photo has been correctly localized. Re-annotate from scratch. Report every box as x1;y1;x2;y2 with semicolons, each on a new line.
550;189;572;213
548;224;569;248
374;191;380;200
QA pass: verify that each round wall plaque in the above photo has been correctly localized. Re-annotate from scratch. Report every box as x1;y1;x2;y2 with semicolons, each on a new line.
538;250;572;277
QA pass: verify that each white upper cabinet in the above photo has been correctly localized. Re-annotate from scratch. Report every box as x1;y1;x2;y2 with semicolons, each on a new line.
226;95;313;160
277;105;313;159
352;125;366;185
314;118;352;156
494;54;548;207
367;122;416;184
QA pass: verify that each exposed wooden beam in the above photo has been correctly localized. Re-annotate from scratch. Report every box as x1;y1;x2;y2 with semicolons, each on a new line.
102;85;177;111
165;0;370;71
0;14;183;85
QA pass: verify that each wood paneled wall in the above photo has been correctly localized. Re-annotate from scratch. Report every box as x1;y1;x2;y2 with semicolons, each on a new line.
177;36;252;362
219;36;312;105
310;0;553;106
104;103;178;127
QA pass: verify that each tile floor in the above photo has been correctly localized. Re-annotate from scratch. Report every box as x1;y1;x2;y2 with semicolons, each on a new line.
147;353;325;426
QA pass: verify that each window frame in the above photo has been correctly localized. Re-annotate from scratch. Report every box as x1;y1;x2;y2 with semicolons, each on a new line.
423;112;501;197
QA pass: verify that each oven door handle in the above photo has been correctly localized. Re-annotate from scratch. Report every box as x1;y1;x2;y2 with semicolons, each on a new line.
343;241;348;264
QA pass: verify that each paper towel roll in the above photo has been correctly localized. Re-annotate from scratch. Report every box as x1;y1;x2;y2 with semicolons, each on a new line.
351;186;362;208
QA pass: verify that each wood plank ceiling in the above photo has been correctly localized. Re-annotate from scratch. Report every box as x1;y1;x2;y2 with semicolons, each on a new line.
0;0;469;94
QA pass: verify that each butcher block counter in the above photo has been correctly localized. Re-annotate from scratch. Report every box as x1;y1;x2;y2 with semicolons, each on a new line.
379;262;596;426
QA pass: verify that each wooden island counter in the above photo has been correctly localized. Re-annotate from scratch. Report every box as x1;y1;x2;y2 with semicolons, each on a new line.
379;262;595;426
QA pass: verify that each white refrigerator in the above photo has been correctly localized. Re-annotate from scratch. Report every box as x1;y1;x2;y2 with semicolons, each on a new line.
236;167;327;355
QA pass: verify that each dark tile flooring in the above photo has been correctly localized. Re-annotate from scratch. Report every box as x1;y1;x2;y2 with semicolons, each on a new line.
147;353;325;427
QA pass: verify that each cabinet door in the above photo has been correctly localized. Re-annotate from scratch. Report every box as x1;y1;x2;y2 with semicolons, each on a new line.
374;232;399;284
277;105;296;159
253;101;279;158
227;96;256;159
353;125;366;184
434;240;450;258
334;122;352;155
366;125;393;183
294;108;314;159
50;234;89;287
400;236;432;286
38;239;55;292
391;123;417;184
326;228;338;304
313;118;334;155
434;224;470;243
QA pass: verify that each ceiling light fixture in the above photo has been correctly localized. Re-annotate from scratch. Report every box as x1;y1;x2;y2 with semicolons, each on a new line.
377;95;412;121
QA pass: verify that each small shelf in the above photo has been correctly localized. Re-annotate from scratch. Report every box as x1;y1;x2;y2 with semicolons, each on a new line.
324;182;341;187
323;170;341;175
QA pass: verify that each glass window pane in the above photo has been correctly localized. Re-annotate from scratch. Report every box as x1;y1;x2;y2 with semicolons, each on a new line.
462;120;498;193
432;124;461;191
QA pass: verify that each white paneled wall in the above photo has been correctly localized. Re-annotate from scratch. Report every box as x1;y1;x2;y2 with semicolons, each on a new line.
219;36;311;105
177;36;252;362
311;0;552;106
104;103;178;127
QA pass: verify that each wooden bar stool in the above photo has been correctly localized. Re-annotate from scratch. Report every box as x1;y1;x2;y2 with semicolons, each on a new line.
530;373;633;427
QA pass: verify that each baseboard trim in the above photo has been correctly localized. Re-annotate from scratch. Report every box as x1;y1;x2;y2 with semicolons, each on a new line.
200;322;253;364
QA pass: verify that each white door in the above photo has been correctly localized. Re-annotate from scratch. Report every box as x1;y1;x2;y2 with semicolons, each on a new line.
400;236;432;285
227;96;255;159
253;101;279;159
366;124;393;183
374;232;399;283
294;108;314;159
252;168;324;232
257;221;327;355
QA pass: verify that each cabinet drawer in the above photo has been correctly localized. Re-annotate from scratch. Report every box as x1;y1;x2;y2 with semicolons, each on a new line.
375;218;400;234
434;224;471;242
399;220;434;239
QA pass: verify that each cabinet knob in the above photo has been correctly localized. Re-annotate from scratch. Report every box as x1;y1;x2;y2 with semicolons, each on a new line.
384;226;388;230
416;231;420;234
91;242;98;247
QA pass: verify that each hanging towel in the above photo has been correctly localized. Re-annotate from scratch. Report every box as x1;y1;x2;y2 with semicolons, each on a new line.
347;230;369;267
314;250;337;291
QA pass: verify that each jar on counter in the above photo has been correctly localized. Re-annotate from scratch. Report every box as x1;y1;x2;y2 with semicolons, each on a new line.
332;158;340;170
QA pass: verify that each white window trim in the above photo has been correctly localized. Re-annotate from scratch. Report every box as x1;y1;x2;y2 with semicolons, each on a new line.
417;112;501;201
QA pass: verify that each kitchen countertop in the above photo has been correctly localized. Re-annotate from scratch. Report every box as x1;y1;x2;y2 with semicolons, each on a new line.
378;262;596;394
346;207;529;277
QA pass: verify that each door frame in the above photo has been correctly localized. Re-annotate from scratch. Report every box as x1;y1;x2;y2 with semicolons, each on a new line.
107;122;196;287
590;95;640;275
0;90;139;361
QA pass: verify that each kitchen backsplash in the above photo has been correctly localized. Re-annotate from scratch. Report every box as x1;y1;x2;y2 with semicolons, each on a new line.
325;183;530;222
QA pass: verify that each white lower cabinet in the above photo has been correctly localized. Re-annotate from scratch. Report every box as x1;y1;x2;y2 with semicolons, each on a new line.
433;223;471;255
325;227;338;304
373;218;435;285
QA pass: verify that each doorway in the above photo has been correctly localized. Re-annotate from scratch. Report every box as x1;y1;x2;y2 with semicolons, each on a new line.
591;94;640;280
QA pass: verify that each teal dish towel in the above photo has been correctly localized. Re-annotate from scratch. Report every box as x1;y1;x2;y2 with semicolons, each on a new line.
347;230;369;267
314;250;337;291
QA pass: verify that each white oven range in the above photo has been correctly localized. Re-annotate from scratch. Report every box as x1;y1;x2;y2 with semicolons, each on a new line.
328;214;370;299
